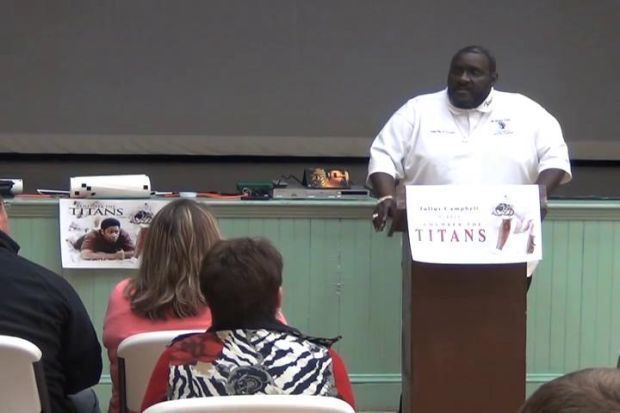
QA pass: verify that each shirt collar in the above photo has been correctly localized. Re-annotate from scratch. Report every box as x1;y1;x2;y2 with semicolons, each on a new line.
208;318;341;347
446;88;495;115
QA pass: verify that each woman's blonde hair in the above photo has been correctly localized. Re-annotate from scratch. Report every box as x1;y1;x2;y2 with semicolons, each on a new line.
126;199;222;319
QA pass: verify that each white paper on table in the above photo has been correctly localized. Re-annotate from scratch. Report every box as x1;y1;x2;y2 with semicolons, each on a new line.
70;174;151;198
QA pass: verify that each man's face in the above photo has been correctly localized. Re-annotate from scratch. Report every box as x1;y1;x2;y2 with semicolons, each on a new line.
101;226;120;243
447;52;497;109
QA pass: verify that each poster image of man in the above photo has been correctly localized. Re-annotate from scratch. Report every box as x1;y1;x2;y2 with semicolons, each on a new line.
60;199;167;268
73;218;136;260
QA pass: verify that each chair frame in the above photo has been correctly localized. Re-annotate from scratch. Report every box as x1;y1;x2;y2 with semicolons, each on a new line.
117;329;204;413
33;360;53;413
142;394;355;413
0;335;52;413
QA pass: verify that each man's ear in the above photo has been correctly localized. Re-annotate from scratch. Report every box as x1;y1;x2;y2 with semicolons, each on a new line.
491;71;499;85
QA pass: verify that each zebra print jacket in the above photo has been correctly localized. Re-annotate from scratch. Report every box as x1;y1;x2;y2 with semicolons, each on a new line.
141;320;355;411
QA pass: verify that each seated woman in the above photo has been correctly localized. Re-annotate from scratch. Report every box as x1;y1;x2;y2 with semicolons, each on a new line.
102;200;285;413
140;237;355;411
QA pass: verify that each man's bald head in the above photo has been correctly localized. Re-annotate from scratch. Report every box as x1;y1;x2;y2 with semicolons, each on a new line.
450;45;497;74
447;45;498;109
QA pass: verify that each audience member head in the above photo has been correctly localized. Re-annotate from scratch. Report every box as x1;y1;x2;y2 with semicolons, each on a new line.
200;237;283;328
519;368;620;413
128;199;222;319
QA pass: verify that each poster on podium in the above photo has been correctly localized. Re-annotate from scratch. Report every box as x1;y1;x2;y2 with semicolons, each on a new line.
405;185;542;264
59;199;168;268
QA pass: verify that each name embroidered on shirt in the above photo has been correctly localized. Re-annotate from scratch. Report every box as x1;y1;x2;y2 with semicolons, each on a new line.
429;129;456;134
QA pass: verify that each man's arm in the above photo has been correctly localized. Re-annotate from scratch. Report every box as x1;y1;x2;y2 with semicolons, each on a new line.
118;230;136;258
80;249;125;260
79;231;121;260
59;280;102;394
536;168;566;196
533;107;571;208
121;250;135;259
535;168;567;220
367;103;414;232
369;172;397;231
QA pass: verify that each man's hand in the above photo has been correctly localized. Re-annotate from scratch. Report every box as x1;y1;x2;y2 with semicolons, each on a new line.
369;172;397;232
114;250;126;260
372;197;396;231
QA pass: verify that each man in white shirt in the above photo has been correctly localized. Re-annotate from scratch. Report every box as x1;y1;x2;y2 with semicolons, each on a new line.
370;46;573;413
368;45;572;233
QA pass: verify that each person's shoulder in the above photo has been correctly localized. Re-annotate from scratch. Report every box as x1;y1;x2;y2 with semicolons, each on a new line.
392;90;445;120
168;331;220;360
261;328;340;353
407;89;446;106
84;229;99;238
494;90;548;112
110;278;132;299
80;229;100;243
8;254;80;300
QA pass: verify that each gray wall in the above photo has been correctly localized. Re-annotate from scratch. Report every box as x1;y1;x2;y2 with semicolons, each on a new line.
1;0;618;159
1;1;618;196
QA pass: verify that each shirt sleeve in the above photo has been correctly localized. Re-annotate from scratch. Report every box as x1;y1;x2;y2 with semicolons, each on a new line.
58;279;103;394
79;231;97;251
535;109;572;184
328;349;356;410
120;230;136;251
141;349;173;412
367;103;415;184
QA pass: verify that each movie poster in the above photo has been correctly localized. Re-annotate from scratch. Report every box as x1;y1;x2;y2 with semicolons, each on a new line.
405;185;542;265
59;199;168;268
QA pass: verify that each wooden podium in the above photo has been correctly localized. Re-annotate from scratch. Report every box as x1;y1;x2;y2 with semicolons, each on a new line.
394;211;527;413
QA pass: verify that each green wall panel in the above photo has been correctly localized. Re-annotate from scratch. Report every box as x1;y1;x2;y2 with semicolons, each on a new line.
6;199;620;410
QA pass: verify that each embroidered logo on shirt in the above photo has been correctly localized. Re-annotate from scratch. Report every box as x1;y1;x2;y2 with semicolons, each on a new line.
491;119;513;135
429;129;456;134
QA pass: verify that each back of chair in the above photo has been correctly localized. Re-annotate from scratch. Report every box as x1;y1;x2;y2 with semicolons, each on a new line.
0;335;52;413
117;329;203;413
142;395;355;413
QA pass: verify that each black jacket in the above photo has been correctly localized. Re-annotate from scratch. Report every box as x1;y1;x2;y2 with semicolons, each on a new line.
0;230;102;413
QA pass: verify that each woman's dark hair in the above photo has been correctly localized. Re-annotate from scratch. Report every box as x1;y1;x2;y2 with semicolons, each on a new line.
199;237;283;327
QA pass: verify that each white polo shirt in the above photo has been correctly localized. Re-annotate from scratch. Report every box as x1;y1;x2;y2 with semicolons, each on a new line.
368;89;571;276
368;89;572;187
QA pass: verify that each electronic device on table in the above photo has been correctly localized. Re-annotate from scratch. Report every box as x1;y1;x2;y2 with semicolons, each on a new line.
272;169;370;200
